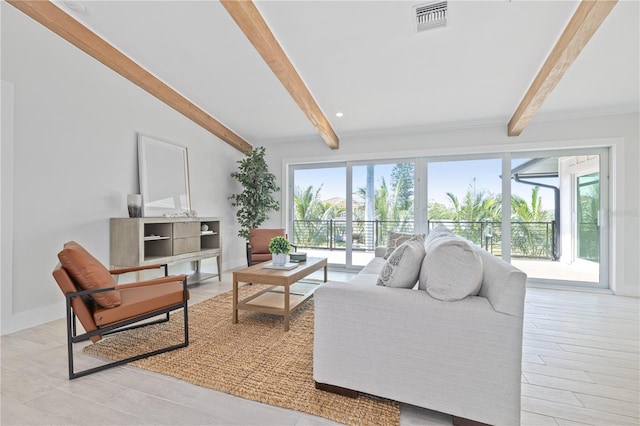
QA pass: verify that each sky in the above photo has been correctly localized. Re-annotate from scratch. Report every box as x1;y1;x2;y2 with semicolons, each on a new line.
293;159;559;213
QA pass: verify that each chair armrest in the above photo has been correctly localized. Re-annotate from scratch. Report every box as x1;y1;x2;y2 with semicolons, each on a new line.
110;264;168;276
115;275;188;290
66;285;117;300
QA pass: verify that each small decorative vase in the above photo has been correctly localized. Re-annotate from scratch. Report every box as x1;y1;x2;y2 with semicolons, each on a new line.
272;253;288;266
127;194;142;218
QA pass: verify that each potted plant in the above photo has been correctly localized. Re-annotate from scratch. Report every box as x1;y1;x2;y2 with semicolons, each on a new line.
229;147;280;240
269;236;291;265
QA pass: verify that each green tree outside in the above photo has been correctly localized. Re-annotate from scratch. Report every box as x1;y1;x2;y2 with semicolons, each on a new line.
293;175;555;259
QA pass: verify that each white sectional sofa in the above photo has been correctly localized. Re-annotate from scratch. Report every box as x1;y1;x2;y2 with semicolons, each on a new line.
313;229;527;425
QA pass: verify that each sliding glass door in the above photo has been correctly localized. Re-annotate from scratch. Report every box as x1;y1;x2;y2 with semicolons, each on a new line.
577;172;600;262
427;158;503;254
351;162;415;267
291;164;346;266
509;152;606;288
290;161;416;269
290;148;609;289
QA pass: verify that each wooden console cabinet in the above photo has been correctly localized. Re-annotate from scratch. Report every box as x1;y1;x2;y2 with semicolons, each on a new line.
110;217;222;284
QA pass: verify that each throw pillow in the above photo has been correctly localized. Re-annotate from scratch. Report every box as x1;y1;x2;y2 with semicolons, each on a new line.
377;239;426;288
419;236;483;301
383;232;425;259
58;241;121;308
424;225;453;248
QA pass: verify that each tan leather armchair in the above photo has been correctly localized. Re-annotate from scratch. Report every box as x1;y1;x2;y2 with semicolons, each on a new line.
246;229;296;266
53;241;189;379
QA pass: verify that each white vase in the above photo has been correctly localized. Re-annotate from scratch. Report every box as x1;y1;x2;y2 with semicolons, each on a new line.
272;253;288;265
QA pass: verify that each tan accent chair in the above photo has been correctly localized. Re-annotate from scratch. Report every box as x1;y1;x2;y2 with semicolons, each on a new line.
246;228;288;266
53;241;189;379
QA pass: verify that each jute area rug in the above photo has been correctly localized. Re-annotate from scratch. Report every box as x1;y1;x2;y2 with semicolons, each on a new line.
84;284;400;426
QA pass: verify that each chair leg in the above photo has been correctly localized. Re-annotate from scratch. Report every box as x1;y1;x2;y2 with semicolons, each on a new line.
66;297;76;380
183;286;189;346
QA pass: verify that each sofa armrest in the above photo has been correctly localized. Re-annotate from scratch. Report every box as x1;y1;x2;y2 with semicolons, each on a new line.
476;249;527;317
374;246;387;257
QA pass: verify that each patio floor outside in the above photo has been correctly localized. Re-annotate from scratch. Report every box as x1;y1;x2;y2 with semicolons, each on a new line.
299;248;600;284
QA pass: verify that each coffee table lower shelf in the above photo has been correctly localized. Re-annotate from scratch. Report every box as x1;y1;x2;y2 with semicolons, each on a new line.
237;286;317;317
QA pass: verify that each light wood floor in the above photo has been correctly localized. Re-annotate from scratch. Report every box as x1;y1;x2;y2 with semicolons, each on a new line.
1;271;638;425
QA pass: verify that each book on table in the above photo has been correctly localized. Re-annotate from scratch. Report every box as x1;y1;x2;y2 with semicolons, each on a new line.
289;252;307;262
263;262;299;270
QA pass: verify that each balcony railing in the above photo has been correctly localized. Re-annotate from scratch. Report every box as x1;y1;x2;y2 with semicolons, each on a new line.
293;219;557;260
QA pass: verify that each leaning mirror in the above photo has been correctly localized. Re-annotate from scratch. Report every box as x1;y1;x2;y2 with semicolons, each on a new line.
138;134;191;217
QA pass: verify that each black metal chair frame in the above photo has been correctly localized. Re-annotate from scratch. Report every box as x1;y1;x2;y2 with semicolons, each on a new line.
65;266;189;380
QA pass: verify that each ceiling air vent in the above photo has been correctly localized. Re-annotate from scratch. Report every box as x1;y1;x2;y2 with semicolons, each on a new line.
415;1;447;33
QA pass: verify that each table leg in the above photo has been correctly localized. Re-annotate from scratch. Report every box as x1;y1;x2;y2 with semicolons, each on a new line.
284;283;290;332
232;274;238;324
323;264;328;282
216;255;222;281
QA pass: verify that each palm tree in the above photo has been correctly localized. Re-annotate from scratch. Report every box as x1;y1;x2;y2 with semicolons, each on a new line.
293;185;345;247
354;177;414;247
390;163;414;211
511;186;553;258
445;180;501;244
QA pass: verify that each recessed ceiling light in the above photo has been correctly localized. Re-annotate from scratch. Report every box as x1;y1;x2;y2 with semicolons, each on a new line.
336;112;344;118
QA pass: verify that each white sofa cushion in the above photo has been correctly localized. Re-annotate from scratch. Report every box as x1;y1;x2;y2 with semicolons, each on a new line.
377;239;426;288
360;257;386;275
419;237;483;300
383;232;425;259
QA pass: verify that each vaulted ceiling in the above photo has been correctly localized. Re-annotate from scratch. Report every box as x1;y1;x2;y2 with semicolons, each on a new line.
10;0;639;151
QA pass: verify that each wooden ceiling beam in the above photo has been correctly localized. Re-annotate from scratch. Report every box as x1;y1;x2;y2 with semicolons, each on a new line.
508;0;618;136
221;0;339;150
7;0;253;154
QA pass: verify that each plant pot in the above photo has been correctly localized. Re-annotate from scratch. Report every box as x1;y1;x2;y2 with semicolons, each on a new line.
272;253;289;265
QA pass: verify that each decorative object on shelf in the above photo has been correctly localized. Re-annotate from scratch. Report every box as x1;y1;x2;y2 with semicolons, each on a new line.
127;194;142;218
201;224;209;232
138;134;191;218
229;147;280;240
162;210;198;218
269;236;291;265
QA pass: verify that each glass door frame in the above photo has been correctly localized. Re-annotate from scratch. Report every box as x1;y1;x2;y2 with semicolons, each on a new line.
289;158;419;270
288;162;347;268
347;159;419;268
287;147;610;289
507;148;609;289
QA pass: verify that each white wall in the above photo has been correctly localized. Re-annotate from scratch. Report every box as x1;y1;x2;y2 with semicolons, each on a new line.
1;3;248;334
262;113;640;297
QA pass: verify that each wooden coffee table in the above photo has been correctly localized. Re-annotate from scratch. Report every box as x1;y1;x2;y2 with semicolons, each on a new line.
232;257;328;331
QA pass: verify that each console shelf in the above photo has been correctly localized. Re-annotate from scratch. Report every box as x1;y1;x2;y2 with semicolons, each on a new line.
110;217;222;284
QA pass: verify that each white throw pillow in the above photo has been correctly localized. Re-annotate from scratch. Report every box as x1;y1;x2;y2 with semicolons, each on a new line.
383;232;425;259
419;236;483;301
424;225;453;248
377;239;426;288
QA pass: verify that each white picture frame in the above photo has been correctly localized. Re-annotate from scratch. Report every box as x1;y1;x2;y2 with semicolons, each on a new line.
138;134;191;217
